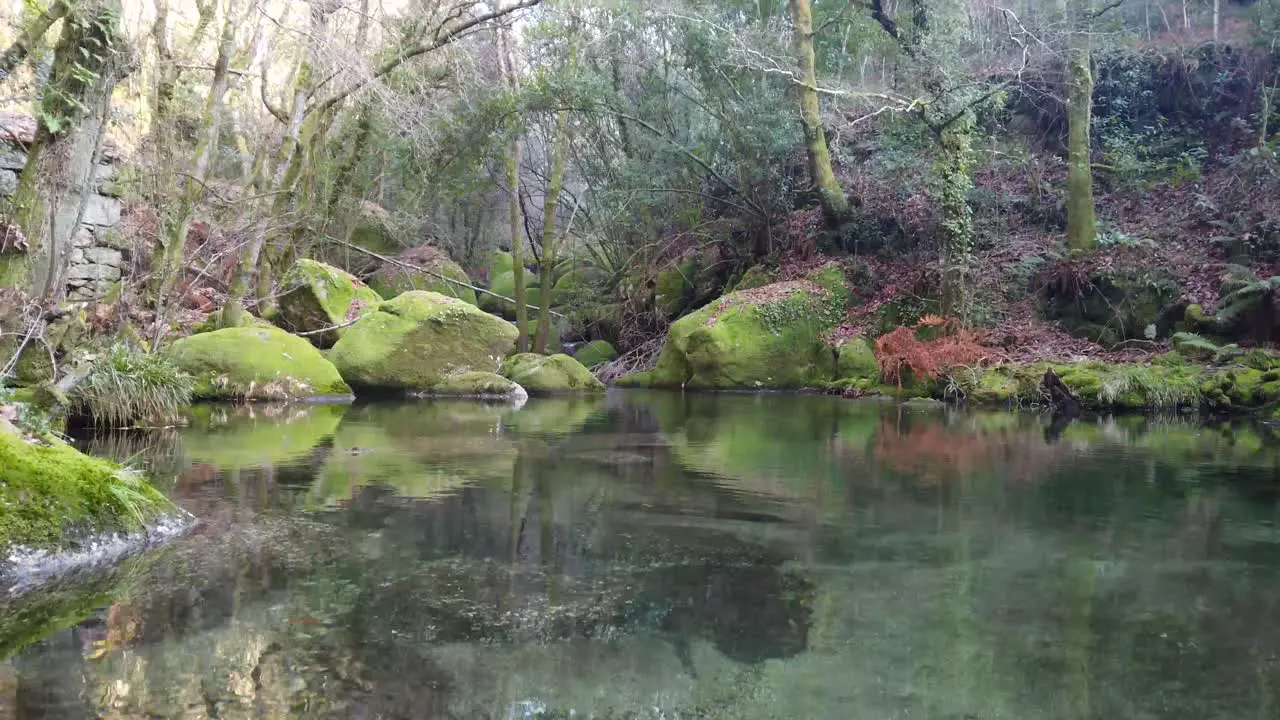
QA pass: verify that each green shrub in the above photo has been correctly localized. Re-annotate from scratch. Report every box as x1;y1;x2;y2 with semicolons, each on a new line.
70;345;193;428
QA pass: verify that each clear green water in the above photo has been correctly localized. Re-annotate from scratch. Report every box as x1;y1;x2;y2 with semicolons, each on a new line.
4;392;1280;718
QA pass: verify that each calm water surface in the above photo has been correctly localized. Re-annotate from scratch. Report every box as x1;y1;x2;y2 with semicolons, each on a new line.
4;392;1280;719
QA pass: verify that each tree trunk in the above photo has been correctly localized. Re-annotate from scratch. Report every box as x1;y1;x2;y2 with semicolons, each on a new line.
937;119;975;317
0;0;127;298
535;31;577;354
789;0;849;226
151;11;237;343
1212;0;1220;41
1065;37;1096;250
535;108;570;354
502;29;529;353
0;0;68;83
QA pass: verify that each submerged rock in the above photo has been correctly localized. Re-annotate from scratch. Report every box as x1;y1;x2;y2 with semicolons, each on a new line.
367;246;478;305
329;291;518;396
276;259;382;348
0;418;186;586
501;353;605;394
167;326;352;400
429;371;528;402
619;272;847;390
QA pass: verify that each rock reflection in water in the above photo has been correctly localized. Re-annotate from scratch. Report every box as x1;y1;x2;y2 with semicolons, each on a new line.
6;396;1280;718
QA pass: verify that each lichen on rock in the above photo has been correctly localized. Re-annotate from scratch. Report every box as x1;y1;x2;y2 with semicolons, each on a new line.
166;326;352;400
277;259;382;348
329;291;518;396
501;353;605;394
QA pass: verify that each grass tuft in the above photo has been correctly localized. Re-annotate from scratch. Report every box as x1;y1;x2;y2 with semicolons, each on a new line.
69;345;193;428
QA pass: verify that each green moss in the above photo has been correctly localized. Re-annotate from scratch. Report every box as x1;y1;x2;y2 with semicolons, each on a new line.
166;326;352;400
368;253;477;305
574;340;618;368
729;265;776;293
431;371;526;398
479;270;541;318
646;280;842;390
835;338;878;381
804;262;851;309
191;312;274;335
488;249;515;279
277;259;382;347
329;291;518;395
0;425;172;553
501;353;605;394
615;369;657;388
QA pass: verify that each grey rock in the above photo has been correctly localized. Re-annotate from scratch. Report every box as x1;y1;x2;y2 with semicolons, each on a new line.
82;246;122;267
93;164;120;197
0;169;17;196
72;226;95;248
0;147;27;170
67;263;120;282
81;195;123;227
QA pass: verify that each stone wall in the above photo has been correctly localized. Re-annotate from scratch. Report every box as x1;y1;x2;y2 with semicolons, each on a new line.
0;112;126;301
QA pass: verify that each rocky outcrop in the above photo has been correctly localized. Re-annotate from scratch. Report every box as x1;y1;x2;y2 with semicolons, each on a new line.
1037;265;1181;347
166;326;352;400
329;291;519;396
367;245;477;305
501;353;605;394
276;260;382;348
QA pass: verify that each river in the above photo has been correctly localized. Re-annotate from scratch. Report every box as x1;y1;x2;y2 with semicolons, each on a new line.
2;392;1279;718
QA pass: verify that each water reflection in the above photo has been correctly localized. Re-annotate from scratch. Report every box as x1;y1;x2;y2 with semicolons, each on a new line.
5;394;1280;718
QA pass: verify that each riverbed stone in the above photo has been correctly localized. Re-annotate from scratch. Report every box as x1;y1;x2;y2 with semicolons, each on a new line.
329;291;518;396
166;326;352;400
501;353;605;394
277;259;382;348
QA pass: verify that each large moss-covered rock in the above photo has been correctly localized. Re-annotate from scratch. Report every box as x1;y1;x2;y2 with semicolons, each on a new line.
167;326;352;400
621;278;846;390
573;340;617;368
0;420;175;557
488;249;515;279
501;353;605;394
836;337;879;381
430;371;528;401
367;246;477;305
479;270;540;318
1038;266;1181;347
728;265;776;293
277;260;382;348
329;291;518;396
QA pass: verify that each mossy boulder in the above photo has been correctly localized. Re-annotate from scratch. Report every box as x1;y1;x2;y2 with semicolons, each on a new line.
501;353;605;394
430;371;528;401
729;265;776;293
329;291;518;396
190;312;274;335
0;420;176;558
1038;266;1181;347
277;259;382;348
480;270;540;318
166;326;352;400
573;340;618;368
835;337;878;381
367;246;477;305
488;249;515;280
620;279;846;390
